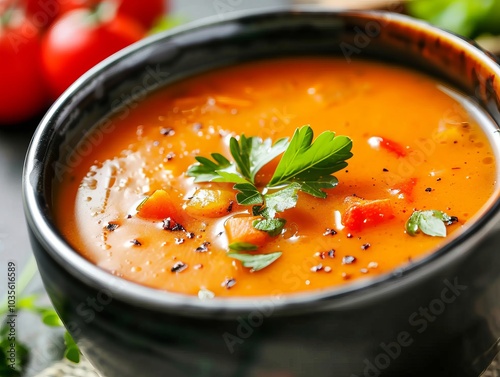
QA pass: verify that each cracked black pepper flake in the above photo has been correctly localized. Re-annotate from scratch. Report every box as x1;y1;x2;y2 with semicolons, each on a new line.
175;238;185;245
195;241;210;253
106;222;119;231
222;278;236;289
323;228;337;236
163;217;185;231
216;231;224;237
328;249;336;258
382;168;389;172
130;239;142;246
160;127;175;136
311;264;323;272
227;200;234;213
445;216;459;225
166;152;175;161
361;243;371;250
171;261;188;273
437;178;442;181
425;187;433;192
186;232;195;239
342;255;356;265
127;214;132;219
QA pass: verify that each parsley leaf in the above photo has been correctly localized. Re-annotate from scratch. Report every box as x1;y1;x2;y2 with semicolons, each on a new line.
253;218;287;237
229;242;259;251
228;252;282;271
229;135;289;181
268;126;353;198
258;183;301;219
64;331;80;363
406;210;458;237
187;154;232;182
233;183;263;205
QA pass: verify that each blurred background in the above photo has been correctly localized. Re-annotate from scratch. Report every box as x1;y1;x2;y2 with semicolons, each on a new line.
0;0;499;376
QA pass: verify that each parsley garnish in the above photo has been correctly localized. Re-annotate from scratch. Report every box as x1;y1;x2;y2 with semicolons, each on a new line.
187;125;353;231
406;210;458;237
187;125;353;270
228;242;259;251
228;252;283;272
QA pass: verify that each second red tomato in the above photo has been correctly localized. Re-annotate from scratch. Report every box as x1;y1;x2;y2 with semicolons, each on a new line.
41;6;145;97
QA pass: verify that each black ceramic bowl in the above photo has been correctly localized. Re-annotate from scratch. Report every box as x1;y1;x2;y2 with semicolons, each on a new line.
23;8;500;377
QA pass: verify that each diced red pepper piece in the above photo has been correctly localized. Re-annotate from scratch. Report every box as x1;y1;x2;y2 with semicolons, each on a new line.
368;136;407;157
390;178;418;202
225;216;271;247
342;196;395;232
137;189;177;220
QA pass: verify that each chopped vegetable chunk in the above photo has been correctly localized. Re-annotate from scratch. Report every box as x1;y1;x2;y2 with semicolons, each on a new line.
342;196;395;231
390;178;418;201
225;216;271;247
137;189;177;220
184;188;237;218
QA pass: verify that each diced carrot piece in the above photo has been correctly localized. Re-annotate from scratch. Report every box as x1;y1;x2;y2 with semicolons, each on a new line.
390;178;418;202
184;188;237;218
137;189;177;220
225;216;271;247
368;136;407;157
342;196;395;232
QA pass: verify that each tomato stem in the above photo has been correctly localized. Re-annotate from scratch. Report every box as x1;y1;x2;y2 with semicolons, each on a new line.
90;0;119;24
0;0;19;28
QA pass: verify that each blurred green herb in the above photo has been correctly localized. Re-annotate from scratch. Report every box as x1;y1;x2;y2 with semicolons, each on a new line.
407;0;500;38
0;257;80;374
149;16;185;35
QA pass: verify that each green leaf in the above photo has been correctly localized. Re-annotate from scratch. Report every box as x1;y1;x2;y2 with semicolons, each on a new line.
64;332;80;363
405;210;456;237
253;218;287;237
299;176;339;198
186;154;232;182
268;126;352;198
233;183;264;205
260;183;301;219
228;242;259;251
229;135;289;181
41;310;63;327
212;171;249;184
228;252;282;271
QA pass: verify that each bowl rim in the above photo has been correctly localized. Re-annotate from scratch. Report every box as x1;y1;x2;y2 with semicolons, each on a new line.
23;6;500;316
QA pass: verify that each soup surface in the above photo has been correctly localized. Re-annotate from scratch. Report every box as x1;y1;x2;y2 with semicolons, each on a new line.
54;58;497;297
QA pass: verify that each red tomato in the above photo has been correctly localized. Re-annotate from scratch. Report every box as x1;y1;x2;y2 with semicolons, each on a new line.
41;6;145;97
25;0;61;28
0;6;49;124
58;0;167;29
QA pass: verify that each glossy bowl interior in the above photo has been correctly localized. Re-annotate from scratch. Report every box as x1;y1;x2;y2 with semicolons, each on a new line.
23;8;500;377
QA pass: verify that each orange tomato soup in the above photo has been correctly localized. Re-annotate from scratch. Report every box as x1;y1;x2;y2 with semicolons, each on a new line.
54;58;497;297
